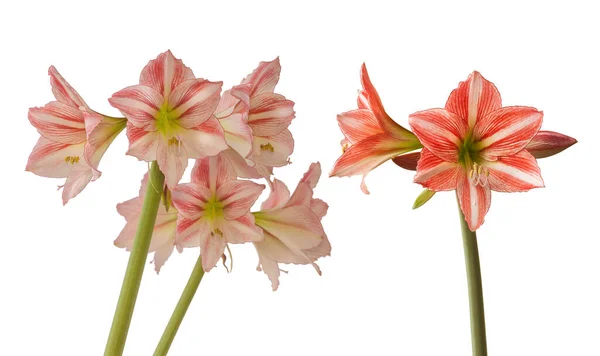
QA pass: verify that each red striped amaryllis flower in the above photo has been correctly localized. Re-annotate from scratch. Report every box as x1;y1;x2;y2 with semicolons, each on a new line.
26;67;126;204
330;64;422;194
109;50;228;189
409;71;554;231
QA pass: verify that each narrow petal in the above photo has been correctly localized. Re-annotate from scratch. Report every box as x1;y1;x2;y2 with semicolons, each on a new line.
526;130;577;159
126;123;159;161
219;113;253;158
414;148;460;191
48;66;88;109
28;102;86;144
457;172;491;231
310;199;328;220
156;138;189;188
191;154;237;189
219;213;264;243
218;181;266;220
179;117;228;159
392;151;421;171
242;58;281;96
172;183;211;219
169;79;222;128
261;179;291;211
220;149;263;179
408;108;466;162
445;71;502;128
26;137;85;178
254;243;282;291
83;113;126;173
300;162;322;189
250;128;294;167
248;93;295;137
139;50;195;97
62;164;94;205
152;244;175;274
109;85;163;130
337;109;383;144
255;206;324;250
484;150;544;192
474;106;543;159
200;227;227;272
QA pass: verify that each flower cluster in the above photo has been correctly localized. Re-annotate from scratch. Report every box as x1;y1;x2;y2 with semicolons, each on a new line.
26;51;329;290
331;65;576;230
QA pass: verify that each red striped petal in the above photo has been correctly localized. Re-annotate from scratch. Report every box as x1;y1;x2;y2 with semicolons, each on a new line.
26;136;85;178
126;123;159;161
83;112;126;174
473;106;543;160
242;57;281;96
28;102;86;144
109;85;163;130
457;172;491;231
171;183;212;219
156;138;189;188
445;71;502;128
139;50;195;98
168;79;222;128
191;155;237;190
218;213;264;243
408;108;466;162
218;180;265;220
48;66;88;110
526;130;577;159
250;129;294;168
179;117;228;159
414;148;460;191
220;113;253;159
337;109;384;144
484;150;544;192
248;93;295;136
261;178;291;211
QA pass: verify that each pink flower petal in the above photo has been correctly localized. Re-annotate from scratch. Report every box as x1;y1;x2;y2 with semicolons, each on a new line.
152;244;175;274
261;179;291;211
254;241;282;291
408;108;467;162
414;148;460;191
218;181;265;220
48;66;88;110
126;123;159;161
109;85;163;130
300;162;322;189
26;137;85;178
250;128;294;168
28;102;86;144
242;58;281;96
61;164;94;205
168;79;222;128
218;113;253;159
484;150;544;192
139;50;195;97
219;149;263;179
199;225;227;272
157;138;188;188
474;106;543;160
445;71;502;128
457;171;491;231
191;154;237;190
172;183;212;219
179;117;228;159
176;216;209;248
337;109;384;145
310;199;328;220
526;130;577;159
248;93;295;137
218;213;264;243
255;206;324;250
83;113;126;175
215;84;251;116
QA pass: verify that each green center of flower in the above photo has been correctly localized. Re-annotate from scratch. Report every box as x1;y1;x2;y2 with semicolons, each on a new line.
156;103;181;138
458;134;489;186
205;196;224;221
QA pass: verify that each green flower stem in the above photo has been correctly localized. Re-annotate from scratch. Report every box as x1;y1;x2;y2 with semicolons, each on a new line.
154;254;205;356
457;200;487;356
104;161;165;356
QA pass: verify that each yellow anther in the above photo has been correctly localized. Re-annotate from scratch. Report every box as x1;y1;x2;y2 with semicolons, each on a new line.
64;156;80;164
212;228;224;238
469;169;475;179
168;137;180;146
342;143;349;153
260;143;275;152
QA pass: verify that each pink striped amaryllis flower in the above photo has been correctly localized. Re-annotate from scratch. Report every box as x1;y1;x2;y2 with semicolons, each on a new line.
171;154;266;272
409;71;552;231
330;64;422;194
213;58;295;178
114;174;180;273
109;50;229;189
253;162;330;291
26;66;126;204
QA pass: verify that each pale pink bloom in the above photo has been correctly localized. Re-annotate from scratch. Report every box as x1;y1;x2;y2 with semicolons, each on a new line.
253;162;330;291
114;174;180;273
330;64;421;194
109;50;229;188
26;66;126;204
214;58;295;178
171;155;265;272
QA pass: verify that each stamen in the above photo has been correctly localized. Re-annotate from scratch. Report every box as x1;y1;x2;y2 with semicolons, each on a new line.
342;142;349;153
468;162;489;187
260;143;274;152
168;137;180;146
64;156;80;164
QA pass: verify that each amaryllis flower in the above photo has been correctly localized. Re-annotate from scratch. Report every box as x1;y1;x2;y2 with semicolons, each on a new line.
214;58;295;178
114;174;180;273
253;162;330;291
171;154;265;272
109;50;228;188
26;66;126;204
409;71;552;231
330;63;422;194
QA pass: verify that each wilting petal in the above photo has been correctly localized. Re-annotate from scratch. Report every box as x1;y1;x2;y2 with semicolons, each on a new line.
28;102;86;144
219;213;264;243
83;113;126;174
172;183;212;219
526;130;577;159
255;206;324;250
248;93;295;137
445;71;502;128
139;50;195;97
126;123;159;161
48;66;88;109
408;108;466;162
109;85;163;130
392;151;421;171
157;138;188;188
26;137;85;178
191;154;237;189
457;172;491;231
474;106;543;160
62;164;94;205
218;181;265;220
484;150;544;192
242;58;281;96
261;179;291;211
179;117;228;159
199;225;227;272
337;109;383;144
251;129;294;167
169;79;222;128
414;148;460;191
220;149;263;179
219;113;253;158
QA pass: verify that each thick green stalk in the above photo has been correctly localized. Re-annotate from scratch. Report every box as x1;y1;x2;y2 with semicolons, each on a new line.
457;201;487;356
154;255;205;356
105;162;165;356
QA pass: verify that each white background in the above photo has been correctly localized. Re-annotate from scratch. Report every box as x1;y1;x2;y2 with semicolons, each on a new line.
1;1;599;355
